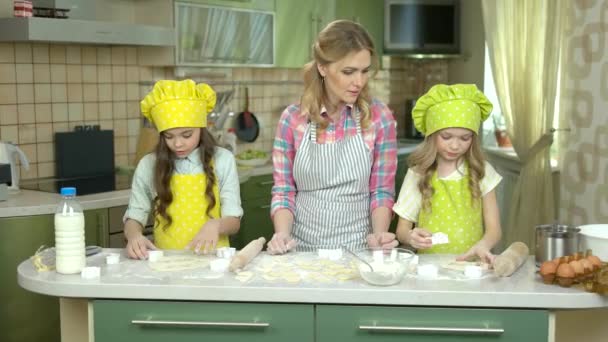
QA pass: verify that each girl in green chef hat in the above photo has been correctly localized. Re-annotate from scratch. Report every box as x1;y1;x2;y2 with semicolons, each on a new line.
393;84;502;263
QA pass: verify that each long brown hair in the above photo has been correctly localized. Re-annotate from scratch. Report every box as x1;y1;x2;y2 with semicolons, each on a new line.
408;133;486;212
153;128;218;229
301;20;378;130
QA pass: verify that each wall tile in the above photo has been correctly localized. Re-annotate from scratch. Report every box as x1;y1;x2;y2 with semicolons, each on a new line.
0;125;18;142
98;102;113;119
99;120;113;130
82;65;97;83
127;118;140;136
126;101;139;118
18;143;36;163
66;65;82;83
32;44;49;64
51;83;67;102
17;84;34;104
68;102;84;121
97;65;112;83
0;84;17;105
53;122;69;133
14;43;32;63
83;102;98;120
0;43;15;63
35;103;52;123
97;47;111;65
139;66;153;82
111;66;127;83
113;119;128;137
49;45;66;64
50;64;67;83
112;83;126;101
34;84;51;103
37;142;54;162
126;66;138;82
81;46;97;64
67;84;83;102
115;154;128;166
114;136;128;154
128;136;137;154
15;63;34;83
83;84;98;102
126;47;137;65
68;121;84;131
22;162;37;180
0;63;16;83
111;47;126;65
33;64;51;83
0;104;18;124
66;46;81;64
38;162;54;178
18;104;35;123
52;103;68;122
126;83;139;101
112;101;127;119
35;123;53;143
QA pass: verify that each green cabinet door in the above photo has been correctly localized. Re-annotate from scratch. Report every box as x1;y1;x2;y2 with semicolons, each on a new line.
235;174;274;249
0;214;60;342
185;0;275;11
335;0;384;65
84;208;109;247
316;305;549;342
275;0;336;68
94;300;314;342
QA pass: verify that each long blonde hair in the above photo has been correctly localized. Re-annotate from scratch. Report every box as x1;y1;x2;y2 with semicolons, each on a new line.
301;20;378;130
408;133;486;212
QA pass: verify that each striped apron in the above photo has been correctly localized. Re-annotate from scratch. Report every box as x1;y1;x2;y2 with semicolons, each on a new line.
292;110;372;251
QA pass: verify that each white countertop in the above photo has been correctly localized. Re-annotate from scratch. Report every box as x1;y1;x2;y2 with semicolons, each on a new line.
17;250;608;309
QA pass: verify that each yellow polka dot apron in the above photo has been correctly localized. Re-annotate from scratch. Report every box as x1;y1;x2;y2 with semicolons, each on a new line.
417;163;483;254
153;173;229;249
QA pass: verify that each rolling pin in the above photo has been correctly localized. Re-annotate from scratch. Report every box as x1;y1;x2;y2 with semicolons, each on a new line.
229;237;266;272
493;242;529;277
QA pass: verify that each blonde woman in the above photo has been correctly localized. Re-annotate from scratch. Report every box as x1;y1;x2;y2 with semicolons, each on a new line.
267;20;398;254
393;84;502;263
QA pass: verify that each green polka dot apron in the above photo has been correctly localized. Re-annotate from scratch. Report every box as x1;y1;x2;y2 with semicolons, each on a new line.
417;163;483;254
153;173;229;249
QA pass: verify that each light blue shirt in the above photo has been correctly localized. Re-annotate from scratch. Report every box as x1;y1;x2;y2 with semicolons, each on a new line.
124;147;243;227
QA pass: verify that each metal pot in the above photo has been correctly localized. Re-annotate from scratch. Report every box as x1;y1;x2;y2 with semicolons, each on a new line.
535;223;580;266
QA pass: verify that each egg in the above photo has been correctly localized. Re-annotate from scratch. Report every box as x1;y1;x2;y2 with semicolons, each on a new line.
568;260;584;277
586;255;602;270
539;261;558;284
580;259;594;274
556;263;575;287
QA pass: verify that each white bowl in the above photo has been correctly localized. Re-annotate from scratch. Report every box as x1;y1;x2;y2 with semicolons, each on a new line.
579;224;608;261
353;248;410;286
235;155;271;167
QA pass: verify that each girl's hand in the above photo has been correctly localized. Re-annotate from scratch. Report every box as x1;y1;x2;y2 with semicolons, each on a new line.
367;232;399;250
266;232;296;255
457;243;496;264
407;227;433;250
186;219;221;254
126;233;157;260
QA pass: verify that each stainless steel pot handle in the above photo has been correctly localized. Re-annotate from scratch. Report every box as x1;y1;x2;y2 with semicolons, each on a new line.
358;324;504;335
131;319;270;328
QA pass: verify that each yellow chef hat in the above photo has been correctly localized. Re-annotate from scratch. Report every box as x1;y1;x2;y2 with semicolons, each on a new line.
412;84;493;136
140;79;216;132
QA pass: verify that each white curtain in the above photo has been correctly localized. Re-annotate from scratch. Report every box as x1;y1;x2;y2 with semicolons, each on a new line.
482;0;569;250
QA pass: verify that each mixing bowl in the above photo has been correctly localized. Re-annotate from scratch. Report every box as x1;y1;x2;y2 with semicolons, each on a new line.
354;248;412;286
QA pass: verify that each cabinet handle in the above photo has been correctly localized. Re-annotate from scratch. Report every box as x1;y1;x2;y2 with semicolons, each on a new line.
260;204;270;209
259;181;274;186
358;325;504;336
131;319;270;328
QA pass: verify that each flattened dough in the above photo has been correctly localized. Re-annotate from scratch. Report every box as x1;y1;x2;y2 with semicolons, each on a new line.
148;255;210;271
440;260;489;272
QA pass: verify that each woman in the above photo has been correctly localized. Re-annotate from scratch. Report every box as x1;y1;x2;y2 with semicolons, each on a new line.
267;20;398;254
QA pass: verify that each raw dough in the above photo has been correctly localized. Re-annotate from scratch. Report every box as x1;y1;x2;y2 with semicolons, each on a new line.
441;260;488;273
148;255;210;271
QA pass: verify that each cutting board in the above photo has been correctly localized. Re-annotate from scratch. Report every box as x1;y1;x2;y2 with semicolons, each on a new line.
134;126;159;165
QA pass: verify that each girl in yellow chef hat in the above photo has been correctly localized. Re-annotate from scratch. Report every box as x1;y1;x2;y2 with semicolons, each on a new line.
123;79;243;260
392;84;502;263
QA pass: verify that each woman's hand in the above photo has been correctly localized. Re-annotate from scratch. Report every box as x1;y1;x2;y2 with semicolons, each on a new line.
266;232;296;255
366;232;398;249
457;242;496;264
126;233;157;260
186;219;221;254
407;227;433;250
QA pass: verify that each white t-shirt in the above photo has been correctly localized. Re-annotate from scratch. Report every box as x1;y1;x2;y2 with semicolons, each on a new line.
393;161;502;223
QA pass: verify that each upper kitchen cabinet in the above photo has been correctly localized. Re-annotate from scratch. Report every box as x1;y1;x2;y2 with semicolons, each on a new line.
0;0;175;46
175;1;275;67
335;0;384;64
275;0;335;68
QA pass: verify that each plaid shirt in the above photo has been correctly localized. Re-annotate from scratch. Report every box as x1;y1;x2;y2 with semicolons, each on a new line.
271;99;397;217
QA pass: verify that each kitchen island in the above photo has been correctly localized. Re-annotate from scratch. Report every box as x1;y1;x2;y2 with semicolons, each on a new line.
18;249;608;342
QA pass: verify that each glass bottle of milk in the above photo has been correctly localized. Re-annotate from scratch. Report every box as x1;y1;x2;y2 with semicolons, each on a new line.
54;187;85;274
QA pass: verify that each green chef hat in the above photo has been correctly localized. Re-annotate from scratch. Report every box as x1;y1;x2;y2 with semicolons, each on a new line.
412;84;493;136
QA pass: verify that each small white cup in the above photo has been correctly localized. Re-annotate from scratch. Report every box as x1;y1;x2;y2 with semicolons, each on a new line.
81;266;101;279
148;250;164;262
105;253;120;265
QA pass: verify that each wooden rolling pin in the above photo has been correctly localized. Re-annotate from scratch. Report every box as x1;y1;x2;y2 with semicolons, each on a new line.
229;237;266;272
493;242;529;277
